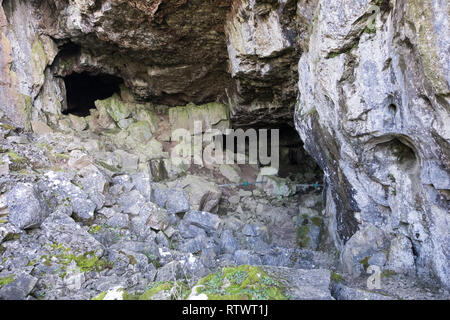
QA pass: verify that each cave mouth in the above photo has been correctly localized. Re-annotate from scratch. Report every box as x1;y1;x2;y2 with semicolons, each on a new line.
276;125;323;182
63;72;124;117
220;124;323;183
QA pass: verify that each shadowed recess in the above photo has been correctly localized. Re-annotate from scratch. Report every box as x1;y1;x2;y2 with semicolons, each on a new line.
63;72;124;117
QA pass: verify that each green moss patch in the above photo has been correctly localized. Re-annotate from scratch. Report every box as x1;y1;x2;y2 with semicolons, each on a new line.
92;291;107;300
296;224;311;248
119;281;188;300
0;275;15;289
194;265;288;300
88;225;102;234
359;256;370;271
382;270;397;278
40;243;108;277
330;271;344;283
6;150;27;164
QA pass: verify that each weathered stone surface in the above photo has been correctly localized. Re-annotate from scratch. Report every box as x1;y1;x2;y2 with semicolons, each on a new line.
183;210;221;236
39;0;235;107
40;212;104;257
170;175;222;213
145;203;170;231
0;0;448;301
219;164;242;183
169;102;230;133
225;0;302;126
0;0;58;128
261;266;333;300
295;0;450;289
0;272;38;300
331;282;395;301
165;190;190;215
341;225;389;278
6;182;50;229
219;229;239;254
43;171;96;222
385;235;416;276
258;175;296;197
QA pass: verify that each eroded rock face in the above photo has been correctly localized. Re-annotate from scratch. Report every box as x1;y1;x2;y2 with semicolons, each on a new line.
0;0;60;127
0;0;448;296
225;0;302;126
295;0;449;289
38;0;235;107
0;0;314;128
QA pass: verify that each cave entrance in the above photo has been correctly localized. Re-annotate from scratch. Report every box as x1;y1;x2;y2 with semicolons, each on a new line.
63;72;123;117
276;125;323;183
218;124;323;184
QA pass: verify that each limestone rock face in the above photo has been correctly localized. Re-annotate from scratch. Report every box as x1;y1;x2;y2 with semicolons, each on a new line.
295;0;449;289
225;0;311;126
0;0;448;297
0;0;314;128
6;182;50;229
0;0;60;127
37;0;235;107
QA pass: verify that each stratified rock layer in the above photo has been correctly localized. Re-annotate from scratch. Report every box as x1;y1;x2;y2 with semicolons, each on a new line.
295;0;449;289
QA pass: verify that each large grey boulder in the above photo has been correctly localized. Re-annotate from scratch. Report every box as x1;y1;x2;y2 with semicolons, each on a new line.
144;202;170;232
6;183;50;229
165;190;190;215
41;212;105;257
261;266;333;300
118;190;146;216
219;230;239;254
168;175;222;213
151;186;190;215
331;282;395;301
341;225;389;277
0;272;38;300
42;171;97;222
183;210;221;236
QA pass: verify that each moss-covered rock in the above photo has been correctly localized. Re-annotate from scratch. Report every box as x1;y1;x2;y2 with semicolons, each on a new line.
296;224;311;248
191;265;288;300
92;281;188;300
0;275;15;289
126;121;153;144
169;102;230;133
135;108;159;133
259;176;296;198
40;243;109;275
95;94;132;126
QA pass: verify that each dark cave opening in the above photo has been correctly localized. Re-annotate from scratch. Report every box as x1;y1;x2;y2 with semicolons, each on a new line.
276;125;323;182
218;124;323;183
63;72;123;117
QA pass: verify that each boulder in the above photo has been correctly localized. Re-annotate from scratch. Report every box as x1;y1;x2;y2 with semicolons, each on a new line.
183;210;221;236
6;182;50;229
0;272;38;300
170;175;222;213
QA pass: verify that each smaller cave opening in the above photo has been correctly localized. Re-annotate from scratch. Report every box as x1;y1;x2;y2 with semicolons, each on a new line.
388;104;397;115
63;72;124;117
217;124;323;184
371;137;419;173
276;125;323;183
386;138;417;169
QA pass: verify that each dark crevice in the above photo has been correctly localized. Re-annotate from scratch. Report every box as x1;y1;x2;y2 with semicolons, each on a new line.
57;41;81;61
62;72;123;117
218;124;323;182
388;104;397;115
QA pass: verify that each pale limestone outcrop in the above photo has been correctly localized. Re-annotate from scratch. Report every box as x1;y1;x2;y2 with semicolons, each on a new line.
225;0;304;126
0;0;448;293
295;0;449;289
0;0;59;127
